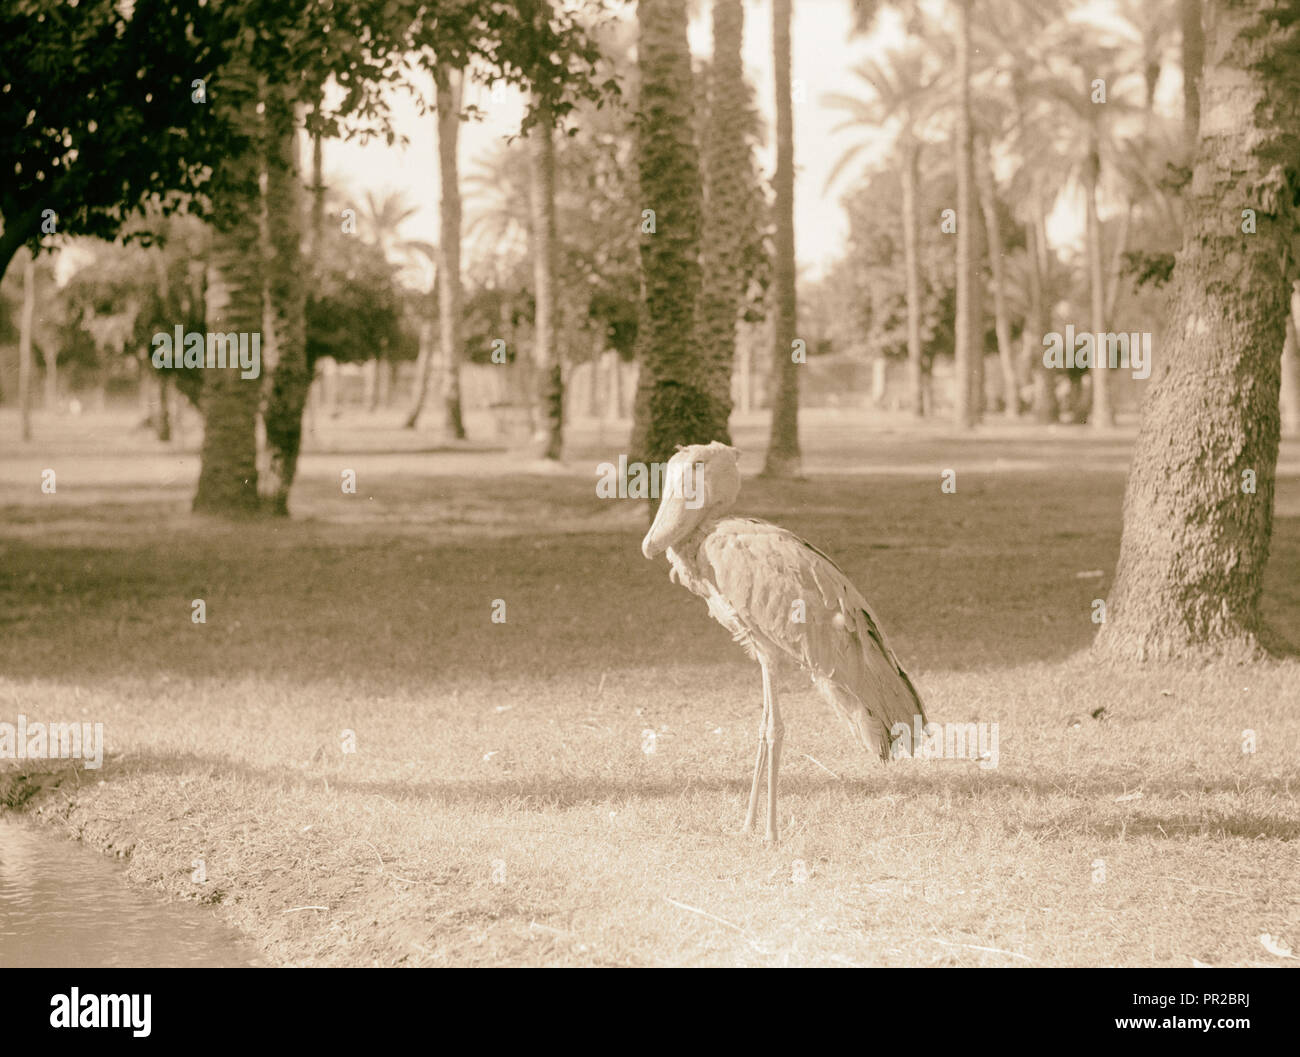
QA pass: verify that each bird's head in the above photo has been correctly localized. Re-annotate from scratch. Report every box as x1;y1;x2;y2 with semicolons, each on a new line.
641;442;741;559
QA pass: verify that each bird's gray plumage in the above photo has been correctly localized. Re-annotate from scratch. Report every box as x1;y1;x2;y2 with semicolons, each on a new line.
642;442;926;840
675;514;926;759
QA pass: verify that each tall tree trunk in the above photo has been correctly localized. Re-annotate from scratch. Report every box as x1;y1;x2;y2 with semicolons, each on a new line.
1181;0;1204;154
1094;0;1297;662
695;0;745;442
194;60;262;517
18;250;34;442
1028;187;1058;424
1084;127;1113;429
406;322;433;427
529;97;563;461
405;271;438;429
953;0;978;428
976;135;1017;419
435;63;466;441
901;139;924;417
194;237;262;515
763;0;801;475
259;85;311;516
637;0;715;470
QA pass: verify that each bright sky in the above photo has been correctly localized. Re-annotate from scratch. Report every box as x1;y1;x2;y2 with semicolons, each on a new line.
324;0;899;285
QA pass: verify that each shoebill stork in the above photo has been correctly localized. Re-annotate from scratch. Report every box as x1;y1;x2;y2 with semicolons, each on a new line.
641;442;926;842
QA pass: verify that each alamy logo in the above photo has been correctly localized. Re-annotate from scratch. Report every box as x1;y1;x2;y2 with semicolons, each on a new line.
596;455;704;507
1043;325;1151;380
0;715;103;768
50;989;151;1037
151;325;261;379
891;719;999;769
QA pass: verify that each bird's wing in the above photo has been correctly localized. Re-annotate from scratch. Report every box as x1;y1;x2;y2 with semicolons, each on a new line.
699;518;926;736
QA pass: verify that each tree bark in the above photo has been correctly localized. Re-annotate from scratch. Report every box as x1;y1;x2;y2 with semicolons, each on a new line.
193;240;261;515
258;85;311;516
1028;188;1059;423
194;58;262;517
695;0;745;442
637;0;716;470
529;97;564;460
976;135;1017;419
1094;0;1297;662
763;0;802;475
435;63;467;441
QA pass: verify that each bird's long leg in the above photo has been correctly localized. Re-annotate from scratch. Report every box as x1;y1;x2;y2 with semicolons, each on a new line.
765;673;785;843
743;660;772;833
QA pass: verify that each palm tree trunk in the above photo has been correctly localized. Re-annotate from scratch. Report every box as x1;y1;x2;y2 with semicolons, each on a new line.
1028;188;1058;424
976;136;1017;419
901;140;924;417
529;97;563;460
953;0;978;428
1084;129;1113;429
194;58;262;517
1094;0;1296;661
405;319;434;428
194;234;262;515
259;84;311;516
18;250;34;442
764;0;801;475
696;0;745;441
435;63;466;441
636;0;713;472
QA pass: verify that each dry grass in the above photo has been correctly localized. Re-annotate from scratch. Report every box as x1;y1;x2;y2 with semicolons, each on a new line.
1;409;1298;966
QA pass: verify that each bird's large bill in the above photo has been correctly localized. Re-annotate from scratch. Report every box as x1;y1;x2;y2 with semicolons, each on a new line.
641;459;705;558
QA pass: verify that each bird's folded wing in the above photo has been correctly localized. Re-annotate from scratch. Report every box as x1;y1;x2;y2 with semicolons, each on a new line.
699;519;926;729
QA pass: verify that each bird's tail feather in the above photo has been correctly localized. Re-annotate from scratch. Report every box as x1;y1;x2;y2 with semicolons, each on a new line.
813;663;926;763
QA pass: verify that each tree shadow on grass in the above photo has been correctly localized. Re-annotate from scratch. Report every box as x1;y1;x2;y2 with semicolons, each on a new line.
10;751;1298;842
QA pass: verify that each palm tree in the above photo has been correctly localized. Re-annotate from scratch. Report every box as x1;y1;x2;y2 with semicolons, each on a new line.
764;0;801;475
193;53;262;517
434;62;467;441
824;43;946;417
259;82;311;515
694;0;748;441
635;0;716;470
528;95;563;461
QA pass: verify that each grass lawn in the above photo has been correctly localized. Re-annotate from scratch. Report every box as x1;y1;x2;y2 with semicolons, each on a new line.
2;409;1298;966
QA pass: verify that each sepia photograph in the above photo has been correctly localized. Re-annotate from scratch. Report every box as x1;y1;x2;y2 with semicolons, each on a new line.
0;0;1297;1012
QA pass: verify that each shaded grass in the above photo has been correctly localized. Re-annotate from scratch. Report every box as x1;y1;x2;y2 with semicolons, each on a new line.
1;415;1298;966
